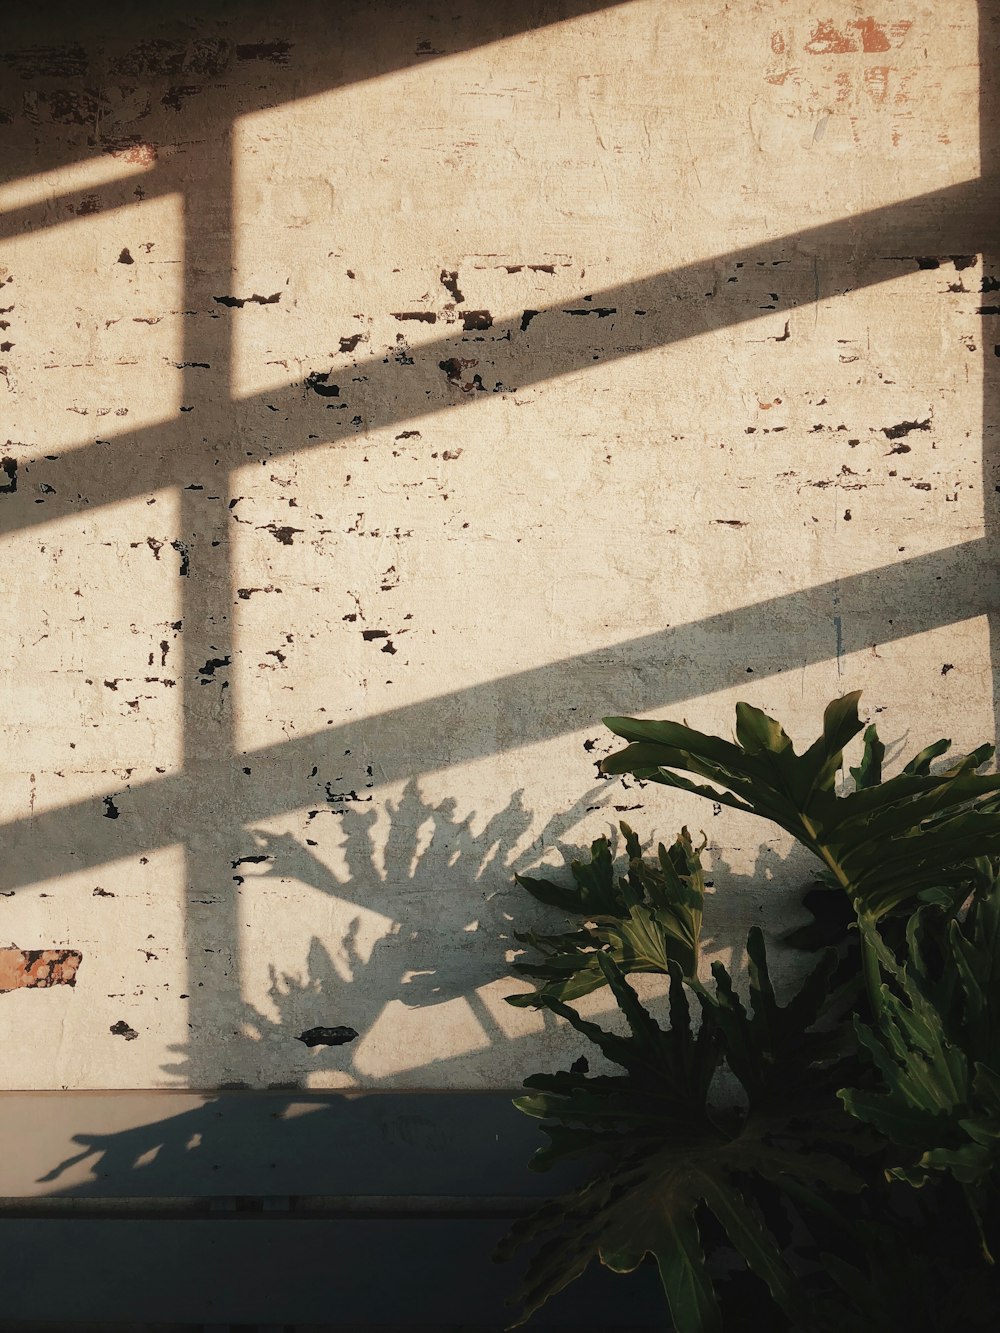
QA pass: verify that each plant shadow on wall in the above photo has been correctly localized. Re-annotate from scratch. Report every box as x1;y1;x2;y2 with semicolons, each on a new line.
32;780;811;1207
30;784;625;1203
160;778;811;1090
162;779;619;1088
497;693;1000;1333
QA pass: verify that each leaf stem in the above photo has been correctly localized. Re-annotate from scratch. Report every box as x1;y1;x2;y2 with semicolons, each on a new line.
965;1185;996;1265
797;813;880;1011
858;926;882;1017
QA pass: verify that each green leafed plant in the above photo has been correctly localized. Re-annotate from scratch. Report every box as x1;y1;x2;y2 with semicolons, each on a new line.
498;693;1000;1330
508;824;705;1006
839;883;1000;1264
601;692;1000;931
498;937;864;1333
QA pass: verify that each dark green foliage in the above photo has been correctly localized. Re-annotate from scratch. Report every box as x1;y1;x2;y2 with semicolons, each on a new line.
509;825;704;1005
601;693;1000;922
498;944;863;1333
499;694;1000;1330
843;888;1000;1209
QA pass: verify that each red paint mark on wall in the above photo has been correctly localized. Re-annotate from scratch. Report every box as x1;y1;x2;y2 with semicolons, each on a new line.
106;142;158;166
770;31;786;54
805;20;857;54
0;948;82;993
864;66;890;103
894;73;915;105
852;18;891;52
805;18;912;56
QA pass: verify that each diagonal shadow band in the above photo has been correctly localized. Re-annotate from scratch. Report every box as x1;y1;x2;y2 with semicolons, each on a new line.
0;173;176;241
2;533;995;893
1;178;992;542
0;0;638;187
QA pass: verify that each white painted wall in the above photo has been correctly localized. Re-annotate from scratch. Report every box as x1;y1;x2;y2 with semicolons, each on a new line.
0;0;996;1089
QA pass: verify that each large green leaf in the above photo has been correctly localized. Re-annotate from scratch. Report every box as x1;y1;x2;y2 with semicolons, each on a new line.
509;824;705;1007
500;946;862;1332
702;928;839;1107
839;880;1000;1190
601;694;1000;925
848;725;885;791
504;694;1000;1329
513;831;622;916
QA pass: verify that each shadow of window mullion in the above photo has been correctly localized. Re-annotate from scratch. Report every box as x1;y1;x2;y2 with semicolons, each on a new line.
172;128;246;1090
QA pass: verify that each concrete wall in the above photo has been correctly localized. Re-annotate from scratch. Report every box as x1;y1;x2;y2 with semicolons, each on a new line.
0;0;996;1090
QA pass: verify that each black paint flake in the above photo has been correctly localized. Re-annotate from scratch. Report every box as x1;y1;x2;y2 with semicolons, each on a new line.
297;1025;358;1048
882;419;931;440
197;655;231;681
110;1020;138;1040
170;539;190;575
305;370;340;397
231;854;270;870
440;269;464;303
214;292;281;308
237;585;282;599
324;784;372;807
262;523;303;545
462;309;492;331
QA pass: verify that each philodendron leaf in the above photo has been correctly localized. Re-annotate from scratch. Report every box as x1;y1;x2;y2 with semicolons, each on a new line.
840;880;1000;1188
734;701;794;759
501;941;861;1332
508;824;706;1008
601;694;1000;925
902;738;952;776
849;725;885;791
497;1151;726;1333
513;834;621;916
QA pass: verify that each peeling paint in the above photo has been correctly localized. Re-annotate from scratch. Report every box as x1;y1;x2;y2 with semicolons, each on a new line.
0;0;988;1096
296;1026;358;1047
0;949;82;993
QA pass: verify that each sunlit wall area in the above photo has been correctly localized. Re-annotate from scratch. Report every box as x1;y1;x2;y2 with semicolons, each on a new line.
0;0;994;1089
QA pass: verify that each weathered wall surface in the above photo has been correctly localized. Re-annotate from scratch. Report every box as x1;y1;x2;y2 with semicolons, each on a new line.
0;1;997;1089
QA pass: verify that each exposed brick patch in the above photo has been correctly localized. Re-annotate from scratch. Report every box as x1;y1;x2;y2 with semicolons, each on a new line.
0;948;82;993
